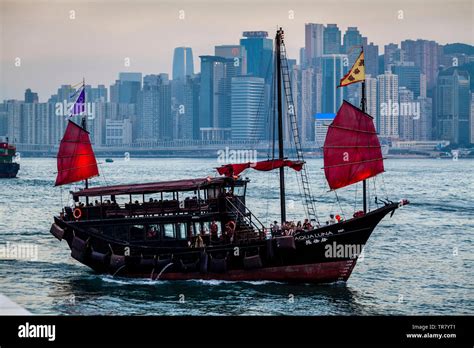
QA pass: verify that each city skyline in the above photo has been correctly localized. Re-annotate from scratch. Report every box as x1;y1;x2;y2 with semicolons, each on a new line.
1;0;473;101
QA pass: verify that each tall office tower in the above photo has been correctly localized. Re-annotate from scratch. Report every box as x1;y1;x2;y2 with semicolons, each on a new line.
435;68;470;145
110;72;142;104
365;74;378;121
377;71;399;138
401;39;440;90
172;47;194;80
300;67;315;141
20;103;36;144
24;89;38;103
343;27;363;62
299;47;306;68
172;75;201;140
398;87;415;140
364;42;379;77
231;76;265;141
0;103;7;136
136;74;171;142
305;23;324;67
391;62;422;97
384;43;402;72
199;56;237;140
414;96;433;141
6;100;22;143
323;24;341;54
320;54;347;114
35;103;54;145
84;84;108;102
240;31;273;81
215;45;247;75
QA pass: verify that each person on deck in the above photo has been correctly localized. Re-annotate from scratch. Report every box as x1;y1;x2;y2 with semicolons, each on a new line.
329;214;337;224
210;220;219;241
303;219;312;230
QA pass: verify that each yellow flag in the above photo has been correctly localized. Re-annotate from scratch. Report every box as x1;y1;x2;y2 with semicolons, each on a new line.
338;51;365;87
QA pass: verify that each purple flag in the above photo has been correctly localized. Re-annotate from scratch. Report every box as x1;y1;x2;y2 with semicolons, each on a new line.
71;88;85;115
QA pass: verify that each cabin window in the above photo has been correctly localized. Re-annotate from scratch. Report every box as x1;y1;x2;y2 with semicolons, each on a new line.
146;224;161;240
234;185;245;197
162;224;174;239
130;225;145;241
175;223;186;240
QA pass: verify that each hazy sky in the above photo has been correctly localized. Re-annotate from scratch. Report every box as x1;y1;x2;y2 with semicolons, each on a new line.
1;0;473;101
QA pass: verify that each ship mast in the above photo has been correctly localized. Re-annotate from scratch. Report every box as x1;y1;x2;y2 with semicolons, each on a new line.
359;48;367;213
275;28;286;224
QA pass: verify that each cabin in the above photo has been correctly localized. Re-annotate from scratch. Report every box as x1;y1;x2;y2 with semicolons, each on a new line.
63;176;265;248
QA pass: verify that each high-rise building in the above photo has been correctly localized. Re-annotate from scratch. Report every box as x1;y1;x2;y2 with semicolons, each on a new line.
401;39;440;90
414;97;433;141
384;43;402;72
299;47;306;68
110;72;142;104
136;74;171;142
172;47;194;80
172;75;200;140
323;24;341;55
231;76;265;141
305;23;324;67
320;54;347;114
365;75;377;121
240;31;273;82
364;42;379;77
391;62;422;97
470;93;474;144
315;113;335;146
199;56;237;139
300;67;315;141
435;68;470;145
24;89;38;103
343;27;363;63
377;71;399;138
398;87;415;140
84;85;108;102
215;45;247;75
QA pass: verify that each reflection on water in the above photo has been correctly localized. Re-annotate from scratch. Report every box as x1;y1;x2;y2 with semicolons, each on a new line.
0;158;473;315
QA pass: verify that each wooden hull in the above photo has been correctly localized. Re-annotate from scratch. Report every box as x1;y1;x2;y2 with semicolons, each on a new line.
51;203;401;284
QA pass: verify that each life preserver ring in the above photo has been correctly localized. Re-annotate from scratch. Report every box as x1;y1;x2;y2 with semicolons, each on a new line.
227;220;236;232
73;208;82;220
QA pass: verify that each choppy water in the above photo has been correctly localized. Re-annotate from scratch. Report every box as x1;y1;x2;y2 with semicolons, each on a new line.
0;157;472;315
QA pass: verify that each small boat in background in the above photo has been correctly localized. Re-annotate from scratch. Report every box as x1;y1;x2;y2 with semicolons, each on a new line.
105;158;114;163
0;137;20;178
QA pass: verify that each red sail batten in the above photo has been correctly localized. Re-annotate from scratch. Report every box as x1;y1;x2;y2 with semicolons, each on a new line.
323;101;384;190
217;159;304;177
55;121;99;186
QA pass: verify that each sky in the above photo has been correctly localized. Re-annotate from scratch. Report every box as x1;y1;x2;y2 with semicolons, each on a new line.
1;0;473;101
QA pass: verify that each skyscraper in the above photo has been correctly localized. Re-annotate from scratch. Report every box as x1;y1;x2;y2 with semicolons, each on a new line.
320;54;347;114
377;71;399;138
24;89;38;103
343;27;363;63
414;96;433;141
384;43;402;72
199;56;236;140
231;76;265;141
110;73;142;104
435;68;470;145
391;62;422;97
398;87;415;140
323;24;341;54
172;47;194;80
215;45;247;75
240;31;273;82
363;42;379;77
305;23;324;67
365;75;377;120
401;39;440;90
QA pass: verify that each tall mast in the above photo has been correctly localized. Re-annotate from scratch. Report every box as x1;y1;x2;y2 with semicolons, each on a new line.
360;49;367;213
276;28;286;223
80;78;89;195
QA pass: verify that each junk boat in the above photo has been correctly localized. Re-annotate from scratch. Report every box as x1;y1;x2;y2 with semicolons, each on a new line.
0;137;20;178
50;28;409;283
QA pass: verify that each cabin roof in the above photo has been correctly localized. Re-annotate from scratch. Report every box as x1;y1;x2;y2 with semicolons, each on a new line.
72;176;244;197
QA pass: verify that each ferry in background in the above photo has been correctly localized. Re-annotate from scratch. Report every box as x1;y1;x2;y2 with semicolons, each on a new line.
0;137;20;178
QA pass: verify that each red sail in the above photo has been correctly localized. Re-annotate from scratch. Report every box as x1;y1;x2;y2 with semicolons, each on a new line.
217;159;304;177
323;101;384;190
55;121;99;186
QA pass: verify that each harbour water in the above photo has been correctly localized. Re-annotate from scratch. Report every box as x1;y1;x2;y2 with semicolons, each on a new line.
0;157;472;315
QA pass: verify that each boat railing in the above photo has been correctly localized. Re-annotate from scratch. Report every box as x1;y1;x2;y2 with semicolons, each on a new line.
224;196;266;238
71;199;219;220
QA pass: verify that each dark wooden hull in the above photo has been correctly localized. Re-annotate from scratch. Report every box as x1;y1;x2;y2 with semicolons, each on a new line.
0;162;19;178
51;203;401;283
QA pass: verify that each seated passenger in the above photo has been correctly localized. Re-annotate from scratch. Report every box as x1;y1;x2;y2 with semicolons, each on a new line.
329;214;337;224
210;220;219;241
